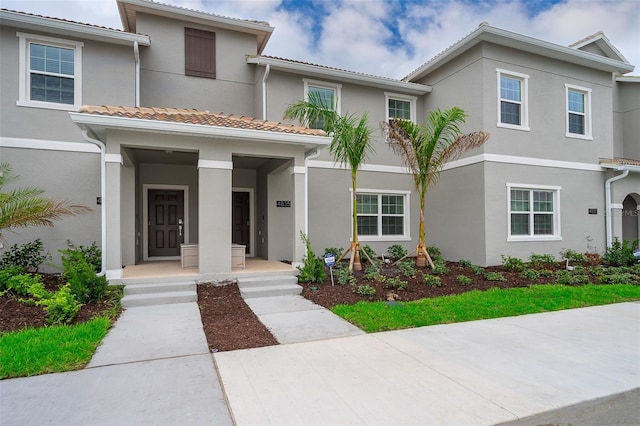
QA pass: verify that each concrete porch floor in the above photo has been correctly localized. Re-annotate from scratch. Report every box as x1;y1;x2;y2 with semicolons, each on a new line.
121;258;297;281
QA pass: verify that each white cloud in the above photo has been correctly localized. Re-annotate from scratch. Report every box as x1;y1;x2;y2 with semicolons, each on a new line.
2;0;638;77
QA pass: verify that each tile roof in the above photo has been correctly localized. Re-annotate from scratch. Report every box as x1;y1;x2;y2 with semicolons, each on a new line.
78;105;325;136
600;157;640;167
1;8;126;33
138;0;271;27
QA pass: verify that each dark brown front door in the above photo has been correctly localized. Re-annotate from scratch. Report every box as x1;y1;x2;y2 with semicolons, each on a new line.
148;189;184;257
232;191;250;253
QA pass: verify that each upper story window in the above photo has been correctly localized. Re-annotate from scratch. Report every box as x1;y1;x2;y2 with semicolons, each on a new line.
185;28;216;79
385;92;416;122
507;183;561;241
565;84;592;139
497;69;529;131
17;32;83;110
303;79;341;130
353;189;410;241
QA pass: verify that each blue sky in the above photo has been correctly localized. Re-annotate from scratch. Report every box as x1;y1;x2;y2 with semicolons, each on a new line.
3;0;639;77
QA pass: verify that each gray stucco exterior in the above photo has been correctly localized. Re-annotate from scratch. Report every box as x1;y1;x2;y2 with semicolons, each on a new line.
0;2;638;278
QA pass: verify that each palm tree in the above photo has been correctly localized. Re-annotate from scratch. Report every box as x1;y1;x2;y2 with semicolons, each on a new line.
284;94;375;271
381;107;489;268
0;163;92;241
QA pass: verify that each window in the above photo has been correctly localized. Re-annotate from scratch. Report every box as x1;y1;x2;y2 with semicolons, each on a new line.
507;184;561;241
353;189;410;241
17;32;83;110
303;79;341;130
565;84;592;139
185;28;216;79
385;92;416;122
497;69;529;131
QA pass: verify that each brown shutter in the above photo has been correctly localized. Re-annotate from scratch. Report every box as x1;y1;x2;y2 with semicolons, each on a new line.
185;28;216;79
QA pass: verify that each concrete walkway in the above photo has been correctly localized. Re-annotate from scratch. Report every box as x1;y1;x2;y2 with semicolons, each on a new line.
214;302;640;425
2;298;639;425
1;303;233;426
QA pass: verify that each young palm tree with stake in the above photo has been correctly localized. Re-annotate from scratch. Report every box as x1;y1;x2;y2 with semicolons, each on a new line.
381;107;489;268
284;93;374;271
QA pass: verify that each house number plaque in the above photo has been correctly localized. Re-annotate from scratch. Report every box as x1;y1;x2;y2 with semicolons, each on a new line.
276;200;291;208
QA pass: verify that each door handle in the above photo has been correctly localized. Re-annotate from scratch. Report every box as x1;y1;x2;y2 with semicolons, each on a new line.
178;218;183;237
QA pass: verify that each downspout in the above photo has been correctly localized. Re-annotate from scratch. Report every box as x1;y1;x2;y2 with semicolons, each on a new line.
133;41;140;107
81;130;107;277
304;149;321;234
605;168;629;247
261;63;270;120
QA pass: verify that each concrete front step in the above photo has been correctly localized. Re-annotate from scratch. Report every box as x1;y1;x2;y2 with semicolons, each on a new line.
124;281;196;295
237;275;302;299
121;291;197;308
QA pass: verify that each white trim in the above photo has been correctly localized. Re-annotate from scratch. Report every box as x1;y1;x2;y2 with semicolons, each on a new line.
232;187;255;257
506;183;562;241
142;184;190;261
0;137;100;153
350;188;411;241
199;159;234;170
496;68;530;131
307;160;410;174
17;32;83;110
105;268;123;280
105;153;123;164
610;203;624;209
303;78;342;115
384;92;417;122
291;166;306;175
565;83;593;140
443;153;604;172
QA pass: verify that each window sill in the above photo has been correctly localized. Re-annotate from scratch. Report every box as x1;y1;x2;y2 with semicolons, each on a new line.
565;133;593;141
17;100;79;112
507;235;562;242
358;236;411;242
497;123;530;132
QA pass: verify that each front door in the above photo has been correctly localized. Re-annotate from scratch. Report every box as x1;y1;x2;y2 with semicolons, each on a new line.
148;189;184;257
232;191;250;253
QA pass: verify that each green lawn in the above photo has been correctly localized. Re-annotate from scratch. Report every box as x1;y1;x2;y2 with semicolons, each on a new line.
332;284;640;333
0;316;112;379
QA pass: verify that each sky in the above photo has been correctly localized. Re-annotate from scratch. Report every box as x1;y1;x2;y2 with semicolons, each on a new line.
3;0;639;78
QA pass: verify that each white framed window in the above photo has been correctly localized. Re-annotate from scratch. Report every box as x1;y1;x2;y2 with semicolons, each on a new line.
565;84;592;139
507;183;561;241
303;78;341;129
17;32;83;110
497;69;529;131
351;189;411;241
385;92;416;122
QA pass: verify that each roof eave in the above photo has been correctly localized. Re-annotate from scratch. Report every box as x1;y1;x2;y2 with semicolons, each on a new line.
600;163;640;172
69;112;331;151
405;25;634;82
0;9;150;46
247;56;431;95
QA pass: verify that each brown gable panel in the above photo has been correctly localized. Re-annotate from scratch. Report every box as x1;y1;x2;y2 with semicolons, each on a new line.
185;27;216;79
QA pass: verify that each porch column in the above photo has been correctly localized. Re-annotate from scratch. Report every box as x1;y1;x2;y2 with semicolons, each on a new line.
610;203;624;244
104;154;123;279
198;160;233;273
291;166;306;267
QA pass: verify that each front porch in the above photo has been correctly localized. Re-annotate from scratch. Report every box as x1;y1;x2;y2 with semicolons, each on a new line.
118;258;297;284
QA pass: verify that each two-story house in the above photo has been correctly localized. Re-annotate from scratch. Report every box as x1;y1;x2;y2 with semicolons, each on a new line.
1;0;637;279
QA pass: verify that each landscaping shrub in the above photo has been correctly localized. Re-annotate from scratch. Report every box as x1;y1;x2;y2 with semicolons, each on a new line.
0;239;50;272
354;284;376;296
539;269;554;278
424;274;442;287
458;259;473;268
555;270;590;285
559;249;588;264
296;232;326;284
36;284;82;325
484;271;506;282
361;245;376;262
521;268;540;281
4;273;45;298
456;275;471;286
470;265;484;275
61;248;108;303
386;276;407;290
427;246;442;261
336;266;356;285
432;260;448;275
387;244;407;260
598;273;637;285
76;242;102;273
501;255;526;272
323;247;343;259
363;263;381;280
528;253;556;268
602;238;639;267
0;266;24;291
396;260;416;278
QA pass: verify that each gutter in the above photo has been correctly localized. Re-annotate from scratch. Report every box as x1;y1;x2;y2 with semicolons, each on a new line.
261;64;270;120
604;168;630;247
134;41;140;107
80;130;107;277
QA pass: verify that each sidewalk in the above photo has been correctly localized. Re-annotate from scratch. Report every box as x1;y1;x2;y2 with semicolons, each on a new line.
214;301;640;425
1;303;233;426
